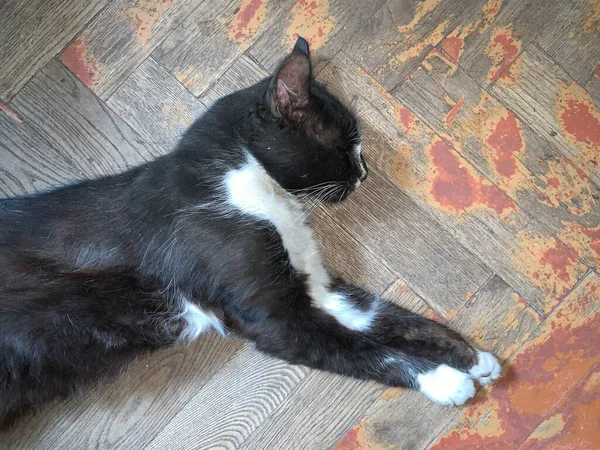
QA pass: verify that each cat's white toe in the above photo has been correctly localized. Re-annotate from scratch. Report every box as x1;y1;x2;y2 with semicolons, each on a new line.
417;364;476;406
469;350;501;386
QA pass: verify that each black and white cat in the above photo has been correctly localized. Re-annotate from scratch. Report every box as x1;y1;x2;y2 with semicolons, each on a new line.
0;37;501;429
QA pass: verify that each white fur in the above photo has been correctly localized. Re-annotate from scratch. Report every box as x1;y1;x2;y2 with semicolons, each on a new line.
179;299;225;341
469;350;501;385
322;293;378;331
417;351;501;406
223;154;376;331
353;144;366;189
417;365;476;406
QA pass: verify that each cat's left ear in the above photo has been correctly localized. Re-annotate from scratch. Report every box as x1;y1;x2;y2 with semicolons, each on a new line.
269;36;312;118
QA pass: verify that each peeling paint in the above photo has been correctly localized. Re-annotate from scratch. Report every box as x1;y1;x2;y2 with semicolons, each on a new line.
556;82;600;176
0;102;23;123
583;0;600;33
397;0;441;33
333;422;389;450
174;67;204;96
431;274;600;449
426;138;515;217
124;0;174;46
284;0;335;52
484;25;521;85
440;36;463;62
422;48;458;75
228;0;268;46
512;231;586;311
521;366;600;449
539;160;595;216
60;36;100;88
485;111;524;178
377;21;450;76
559;222;600;269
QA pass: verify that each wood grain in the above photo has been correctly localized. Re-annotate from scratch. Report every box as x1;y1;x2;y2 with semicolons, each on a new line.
11;59;158;180
0;0;107;100
59;0;199;99
107;57;207;152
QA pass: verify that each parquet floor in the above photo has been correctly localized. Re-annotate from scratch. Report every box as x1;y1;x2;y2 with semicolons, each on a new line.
1;0;599;448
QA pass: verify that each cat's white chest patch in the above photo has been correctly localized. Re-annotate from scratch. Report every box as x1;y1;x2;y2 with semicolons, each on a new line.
223;155;375;332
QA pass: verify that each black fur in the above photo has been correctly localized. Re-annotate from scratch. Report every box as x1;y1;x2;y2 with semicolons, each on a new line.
0;38;479;429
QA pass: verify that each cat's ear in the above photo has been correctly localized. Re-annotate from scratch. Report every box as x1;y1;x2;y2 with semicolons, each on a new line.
269;36;312;118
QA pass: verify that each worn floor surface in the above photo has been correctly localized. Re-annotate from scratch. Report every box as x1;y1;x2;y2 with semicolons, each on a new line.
1;0;599;449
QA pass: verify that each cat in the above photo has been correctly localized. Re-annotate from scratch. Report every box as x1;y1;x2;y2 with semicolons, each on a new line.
0;37;501;429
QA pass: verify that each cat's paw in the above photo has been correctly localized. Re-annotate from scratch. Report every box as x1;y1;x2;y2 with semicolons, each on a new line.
417;365;476;407
469;350;501;386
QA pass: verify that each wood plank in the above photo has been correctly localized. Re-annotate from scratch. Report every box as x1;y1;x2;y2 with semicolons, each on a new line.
59;0;199;100
318;51;587;314
321;168;492;317
535;0;600;85
153;0;283;97
334;274;541;450
145;349;308;450
490;44;600;187
394;49;600;273
198;54;268;109
11;59;158;180
0;334;246;450
519;362;600;450
429;271;600;449
344;0;484;90
0;104;77;198
247;0;386;73
437;0;563;88
240;372;384;450
0;0;107;100
107;57;207;152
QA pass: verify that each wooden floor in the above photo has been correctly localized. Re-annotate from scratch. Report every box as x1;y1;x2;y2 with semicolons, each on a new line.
1;0;599;448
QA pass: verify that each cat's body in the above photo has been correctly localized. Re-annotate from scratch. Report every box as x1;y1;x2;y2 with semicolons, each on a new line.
0;38;500;429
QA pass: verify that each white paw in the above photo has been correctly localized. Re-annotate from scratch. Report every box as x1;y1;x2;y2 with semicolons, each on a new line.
417;365;476;407
469;351;501;386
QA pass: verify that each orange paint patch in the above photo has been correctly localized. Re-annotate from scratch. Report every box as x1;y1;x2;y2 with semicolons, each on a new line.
0;102;23;123
485;111;524;178
422;47;458;75
228;0;268;46
427;138;515;217
556;83;600;177
431;273;600;449
284;0;335;52
559;223;600;269
125;0;174;46
333;422;383;450
440;36;463;62
60;36;100;88
174;67;204;95
512;232;586;311
484;26;521;85
395;106;415;136
445;96;464;125
539;160;595;216
521;365;600;449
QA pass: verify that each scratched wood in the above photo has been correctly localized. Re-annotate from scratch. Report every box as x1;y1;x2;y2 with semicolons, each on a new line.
59;0;199;100
10;59;157;180
247;0;386;73
586;67;600;105
395;51;600;271
0;0;107;100
333;274;544;450
344;0;484;90
107;57;207;152
153;0;286;97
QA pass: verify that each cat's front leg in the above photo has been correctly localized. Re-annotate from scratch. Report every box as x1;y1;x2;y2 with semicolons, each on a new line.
321;281;502;406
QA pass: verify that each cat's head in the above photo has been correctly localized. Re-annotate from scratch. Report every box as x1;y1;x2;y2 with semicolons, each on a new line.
250;37;366;202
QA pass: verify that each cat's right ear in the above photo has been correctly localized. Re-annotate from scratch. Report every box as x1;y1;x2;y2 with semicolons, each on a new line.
268;36;312;120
